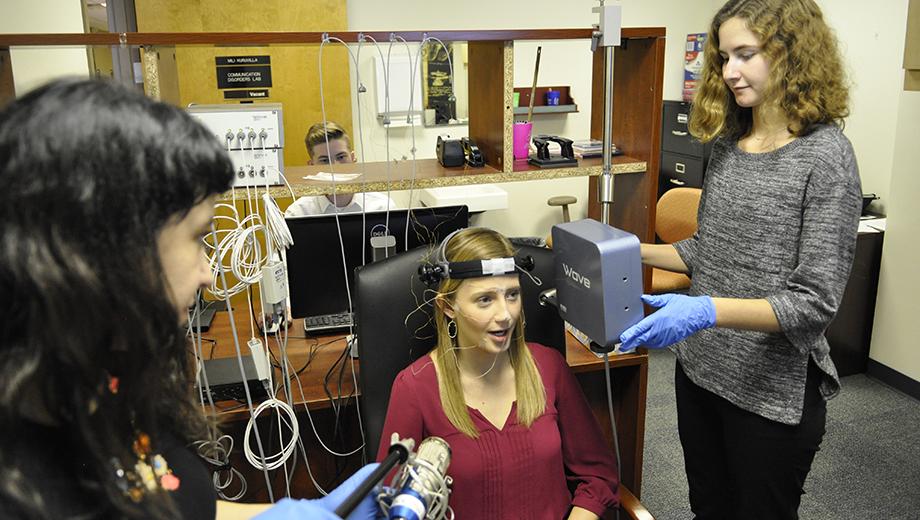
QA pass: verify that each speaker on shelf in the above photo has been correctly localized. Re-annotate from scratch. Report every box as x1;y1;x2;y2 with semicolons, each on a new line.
436;135;464;168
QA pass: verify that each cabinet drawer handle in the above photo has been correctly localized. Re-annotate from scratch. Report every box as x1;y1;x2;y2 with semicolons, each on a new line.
675;162;686;174
671;130;688;136
669;178;687;186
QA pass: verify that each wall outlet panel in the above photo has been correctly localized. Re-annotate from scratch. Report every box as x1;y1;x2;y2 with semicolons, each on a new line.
187;103;286;187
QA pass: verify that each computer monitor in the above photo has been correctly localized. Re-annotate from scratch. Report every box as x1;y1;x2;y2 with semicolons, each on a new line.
285;205;470;319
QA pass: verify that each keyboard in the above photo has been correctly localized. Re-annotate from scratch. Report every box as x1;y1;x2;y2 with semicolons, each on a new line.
303;312;354;334
206;381;269;403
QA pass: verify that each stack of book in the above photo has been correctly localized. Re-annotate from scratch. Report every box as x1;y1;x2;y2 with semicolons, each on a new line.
572;139;618;159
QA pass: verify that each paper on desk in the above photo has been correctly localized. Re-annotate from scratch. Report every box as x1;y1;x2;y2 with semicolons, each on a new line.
865;218;886;232
858;218;886;233
858;221;881;233
302;171;363;182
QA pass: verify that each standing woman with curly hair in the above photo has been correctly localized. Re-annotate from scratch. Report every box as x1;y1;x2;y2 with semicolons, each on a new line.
618;0;862;518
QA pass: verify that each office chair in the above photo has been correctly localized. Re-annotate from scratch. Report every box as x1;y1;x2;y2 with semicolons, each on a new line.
354;243;654;520
353;242;565;458
651;187;702;294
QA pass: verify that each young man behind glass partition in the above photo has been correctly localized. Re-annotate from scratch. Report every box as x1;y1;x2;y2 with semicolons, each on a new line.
285;121;397;216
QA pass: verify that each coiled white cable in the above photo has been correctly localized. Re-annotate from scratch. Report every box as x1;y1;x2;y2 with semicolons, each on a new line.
205;205;267;299
243;397;299;471
189;296;252;501
262;192;293;251
194;33;461;501
193;435;249;501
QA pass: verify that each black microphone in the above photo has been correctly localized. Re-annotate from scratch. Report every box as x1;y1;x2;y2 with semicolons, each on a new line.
333;442;409;519
387;437;452;520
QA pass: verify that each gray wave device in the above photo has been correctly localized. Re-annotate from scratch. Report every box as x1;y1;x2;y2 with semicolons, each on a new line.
551;219;644;352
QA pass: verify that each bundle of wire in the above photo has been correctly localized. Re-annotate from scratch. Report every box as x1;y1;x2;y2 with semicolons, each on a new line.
189;33;460;506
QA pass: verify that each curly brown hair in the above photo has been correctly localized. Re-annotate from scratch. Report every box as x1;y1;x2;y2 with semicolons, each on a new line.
689;0;850;142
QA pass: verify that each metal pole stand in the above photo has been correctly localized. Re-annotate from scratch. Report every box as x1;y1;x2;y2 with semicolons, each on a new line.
591;1;622;226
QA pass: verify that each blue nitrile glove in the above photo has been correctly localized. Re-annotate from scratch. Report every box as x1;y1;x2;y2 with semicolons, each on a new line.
254;463;383;520
618;293;716;351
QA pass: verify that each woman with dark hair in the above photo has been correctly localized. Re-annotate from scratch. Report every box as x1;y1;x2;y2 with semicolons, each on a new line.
377;227;619;519
0;78;377;519
618;0;862;518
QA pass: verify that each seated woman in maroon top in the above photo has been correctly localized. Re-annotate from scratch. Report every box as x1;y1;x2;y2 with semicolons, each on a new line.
377;228;619;519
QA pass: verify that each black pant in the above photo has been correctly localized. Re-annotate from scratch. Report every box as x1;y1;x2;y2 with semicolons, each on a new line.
675;361;826;520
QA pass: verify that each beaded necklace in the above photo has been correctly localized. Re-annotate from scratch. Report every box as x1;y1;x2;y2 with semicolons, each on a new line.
106;375;181;502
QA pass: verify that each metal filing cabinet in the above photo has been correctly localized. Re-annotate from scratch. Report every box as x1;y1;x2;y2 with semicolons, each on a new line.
659;100;712;197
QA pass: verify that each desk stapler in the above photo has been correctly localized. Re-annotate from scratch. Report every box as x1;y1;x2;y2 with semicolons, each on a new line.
461;137;484;167
529;135;579;168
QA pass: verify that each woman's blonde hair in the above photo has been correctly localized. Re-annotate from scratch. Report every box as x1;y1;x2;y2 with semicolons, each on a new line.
689;0;849;142
431;228;546;438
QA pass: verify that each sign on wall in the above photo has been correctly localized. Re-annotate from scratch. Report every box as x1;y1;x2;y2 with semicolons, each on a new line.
216;56;272;92
423;44;455;124
224;89;269;100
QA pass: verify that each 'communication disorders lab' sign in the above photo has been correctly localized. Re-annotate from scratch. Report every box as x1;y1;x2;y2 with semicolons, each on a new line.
216;56;272;90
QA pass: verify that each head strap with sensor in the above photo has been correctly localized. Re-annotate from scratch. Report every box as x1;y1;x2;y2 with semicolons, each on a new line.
418;228;535;287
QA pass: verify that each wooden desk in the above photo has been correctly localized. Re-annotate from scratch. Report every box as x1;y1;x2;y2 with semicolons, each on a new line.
202;311;357;415
202;308;648;500
567;337;649;497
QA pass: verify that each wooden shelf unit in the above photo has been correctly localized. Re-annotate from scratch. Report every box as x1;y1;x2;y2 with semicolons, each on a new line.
0;28;665;247
462;29;666;251
407;28;667;288
263;155;646;200
513;104;578;115
513;85;578;116
1;28;665;497
590;30;667;289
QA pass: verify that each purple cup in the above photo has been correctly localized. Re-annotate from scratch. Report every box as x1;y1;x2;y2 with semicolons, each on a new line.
513;121;533;160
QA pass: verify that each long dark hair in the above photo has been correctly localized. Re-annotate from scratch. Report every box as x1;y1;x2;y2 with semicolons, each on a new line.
0;78;233;517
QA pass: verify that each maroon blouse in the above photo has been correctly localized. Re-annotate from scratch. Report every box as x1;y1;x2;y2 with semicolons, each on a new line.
376;343;619;519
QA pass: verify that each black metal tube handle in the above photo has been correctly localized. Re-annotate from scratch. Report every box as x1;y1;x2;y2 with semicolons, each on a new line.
333;443;409;518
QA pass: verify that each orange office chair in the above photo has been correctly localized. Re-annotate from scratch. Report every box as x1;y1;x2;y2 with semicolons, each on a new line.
651;187;702;294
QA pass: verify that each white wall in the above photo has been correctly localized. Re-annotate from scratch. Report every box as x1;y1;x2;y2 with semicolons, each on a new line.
347;0;716;237
0;0;89;94
809;0;918;383
867;90;920;382
817;0;907;216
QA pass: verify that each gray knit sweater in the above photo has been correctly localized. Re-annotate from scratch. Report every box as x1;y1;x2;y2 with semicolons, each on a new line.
672;124;862;425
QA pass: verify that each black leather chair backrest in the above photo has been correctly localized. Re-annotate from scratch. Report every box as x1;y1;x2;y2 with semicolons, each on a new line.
354;243;564;459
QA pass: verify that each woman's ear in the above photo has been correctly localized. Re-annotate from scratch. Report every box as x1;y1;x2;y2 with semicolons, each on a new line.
437;295;455;320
